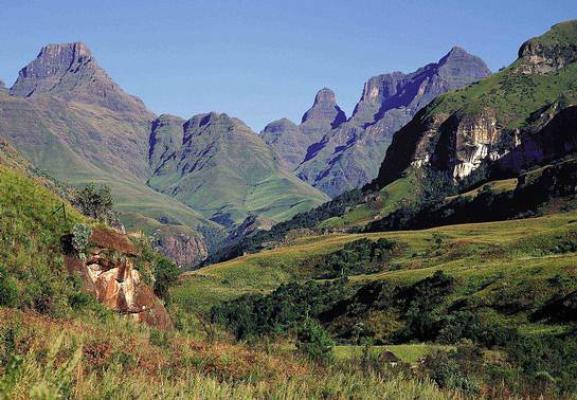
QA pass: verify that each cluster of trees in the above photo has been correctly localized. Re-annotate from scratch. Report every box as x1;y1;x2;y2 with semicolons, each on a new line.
211;271;457;345
211;280;348;340
315;238;397;278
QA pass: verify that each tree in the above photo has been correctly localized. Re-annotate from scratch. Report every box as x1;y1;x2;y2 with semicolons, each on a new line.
73;183;114;222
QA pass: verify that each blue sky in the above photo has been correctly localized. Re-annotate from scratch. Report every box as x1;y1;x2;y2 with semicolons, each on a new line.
0;0;576;131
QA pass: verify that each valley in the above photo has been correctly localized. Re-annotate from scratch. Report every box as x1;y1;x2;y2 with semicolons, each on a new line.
2;12;577;400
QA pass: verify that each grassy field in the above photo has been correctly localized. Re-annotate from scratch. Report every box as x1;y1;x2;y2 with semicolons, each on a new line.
334;344;454;364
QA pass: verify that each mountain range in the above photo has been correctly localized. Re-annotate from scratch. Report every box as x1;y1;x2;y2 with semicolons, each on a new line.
0;42;329;267
0;39;491;267
263;47;491;197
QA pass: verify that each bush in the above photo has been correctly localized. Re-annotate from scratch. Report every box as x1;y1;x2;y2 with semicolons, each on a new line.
71;223;92;257
0;265;18;307
423;347;481;396
73;183;115;222
153;257;181;303
296;320;334;363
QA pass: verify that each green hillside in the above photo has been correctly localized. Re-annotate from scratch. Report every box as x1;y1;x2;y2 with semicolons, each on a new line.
148;113;329;227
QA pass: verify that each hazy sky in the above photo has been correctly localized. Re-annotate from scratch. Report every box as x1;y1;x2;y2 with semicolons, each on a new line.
1;0;576;130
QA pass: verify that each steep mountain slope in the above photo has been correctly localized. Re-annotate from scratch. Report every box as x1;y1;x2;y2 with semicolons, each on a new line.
372;21;577;191
147;112;329;227
261;88;346;169
297;47;491;197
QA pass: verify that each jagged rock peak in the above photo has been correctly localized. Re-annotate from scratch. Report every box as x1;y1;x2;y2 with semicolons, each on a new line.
301;87;347;129
10;42;149;114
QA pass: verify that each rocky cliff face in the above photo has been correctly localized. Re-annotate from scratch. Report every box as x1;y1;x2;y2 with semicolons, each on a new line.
10;42;148;114
261;88;346;170
301;88;347;131
372;21;577;191
296;47;491;197
151;227;209;269
64;227;172;330
516;21;577;75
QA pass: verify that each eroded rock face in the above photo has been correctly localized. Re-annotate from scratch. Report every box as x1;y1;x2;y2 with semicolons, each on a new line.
517;37;577;75
64;227;172;330
429;109;506;180
152;230;209;269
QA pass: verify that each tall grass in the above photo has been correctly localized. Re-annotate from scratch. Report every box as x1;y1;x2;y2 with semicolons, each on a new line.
0;309;459;400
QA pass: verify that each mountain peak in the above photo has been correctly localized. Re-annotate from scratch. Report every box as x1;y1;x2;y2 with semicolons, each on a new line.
301;87;346;129
313;88;337;106
10;42;149;114
42;41;92;58
438;46;488;68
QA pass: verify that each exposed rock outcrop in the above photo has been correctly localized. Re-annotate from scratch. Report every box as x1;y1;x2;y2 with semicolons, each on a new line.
64;227;172;330
516;21;577;75
152;228;209;269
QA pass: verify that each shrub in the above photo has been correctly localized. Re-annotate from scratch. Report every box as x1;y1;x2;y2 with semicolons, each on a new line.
0;265;18;307
153;257;181;303
423;347;481;396
73;183;114;222
71;223;92;257
296;320;334;363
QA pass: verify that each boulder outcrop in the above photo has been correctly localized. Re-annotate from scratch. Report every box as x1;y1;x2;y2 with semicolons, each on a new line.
64;227;172;330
